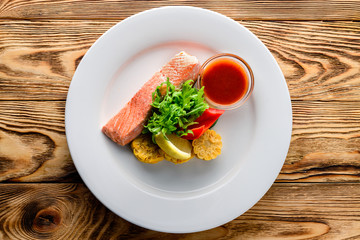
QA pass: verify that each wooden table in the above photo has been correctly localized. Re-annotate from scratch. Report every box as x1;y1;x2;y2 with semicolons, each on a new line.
1;1;359;239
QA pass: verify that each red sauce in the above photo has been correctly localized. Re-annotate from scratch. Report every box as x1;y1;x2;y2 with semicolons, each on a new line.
201;58;249;105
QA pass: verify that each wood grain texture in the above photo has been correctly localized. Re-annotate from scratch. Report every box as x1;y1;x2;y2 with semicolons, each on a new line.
0;183;359;239
1;1;359;239
243;21;360;100
1;100;359;182
233;183;360;240
0;20;93;100
0;101;79;182
278;101;360;182
0;20;359;100
0;0;359;20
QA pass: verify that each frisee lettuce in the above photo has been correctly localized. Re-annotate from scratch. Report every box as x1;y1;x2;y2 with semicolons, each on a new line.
143;78;209;139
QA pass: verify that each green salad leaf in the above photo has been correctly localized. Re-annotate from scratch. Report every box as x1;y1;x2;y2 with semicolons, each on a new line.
143;78;209;138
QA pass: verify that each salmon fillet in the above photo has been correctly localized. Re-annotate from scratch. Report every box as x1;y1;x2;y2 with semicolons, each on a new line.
102;51;201;146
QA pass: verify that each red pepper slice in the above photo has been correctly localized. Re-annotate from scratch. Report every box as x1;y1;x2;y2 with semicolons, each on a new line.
182;125;206;140
182;108;225;140
192;108;225;129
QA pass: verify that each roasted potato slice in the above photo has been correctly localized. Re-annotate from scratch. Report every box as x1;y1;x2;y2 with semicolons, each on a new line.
192;129;222;160
131;134;163;164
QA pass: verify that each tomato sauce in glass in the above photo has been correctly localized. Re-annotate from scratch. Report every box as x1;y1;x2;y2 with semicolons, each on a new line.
201;58;249;105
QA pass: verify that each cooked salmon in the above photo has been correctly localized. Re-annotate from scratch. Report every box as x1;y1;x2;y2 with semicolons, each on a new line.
102;51;201;146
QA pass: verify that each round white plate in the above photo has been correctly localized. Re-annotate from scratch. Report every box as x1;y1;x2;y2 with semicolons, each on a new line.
65;6;292;233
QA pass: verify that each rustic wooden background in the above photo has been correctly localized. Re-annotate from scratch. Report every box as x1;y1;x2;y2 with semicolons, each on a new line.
0;0;359;239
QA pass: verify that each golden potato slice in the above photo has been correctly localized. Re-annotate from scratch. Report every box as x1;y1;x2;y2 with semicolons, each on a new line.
131;134;163;164
192;129;222;160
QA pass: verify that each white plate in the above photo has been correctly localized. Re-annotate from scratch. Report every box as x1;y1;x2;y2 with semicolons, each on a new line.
65;6;292;233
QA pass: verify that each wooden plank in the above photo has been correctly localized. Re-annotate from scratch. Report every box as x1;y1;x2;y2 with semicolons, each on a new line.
279;100;360;182
0;100;359;182
0;20;94;100
233;183;360;240
0;182;358;239
0;20;359;100
244;21;360;101
0;0;359;20
0;101;80;182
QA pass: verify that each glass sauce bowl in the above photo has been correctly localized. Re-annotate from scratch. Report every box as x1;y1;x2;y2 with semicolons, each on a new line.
196;53;254;110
